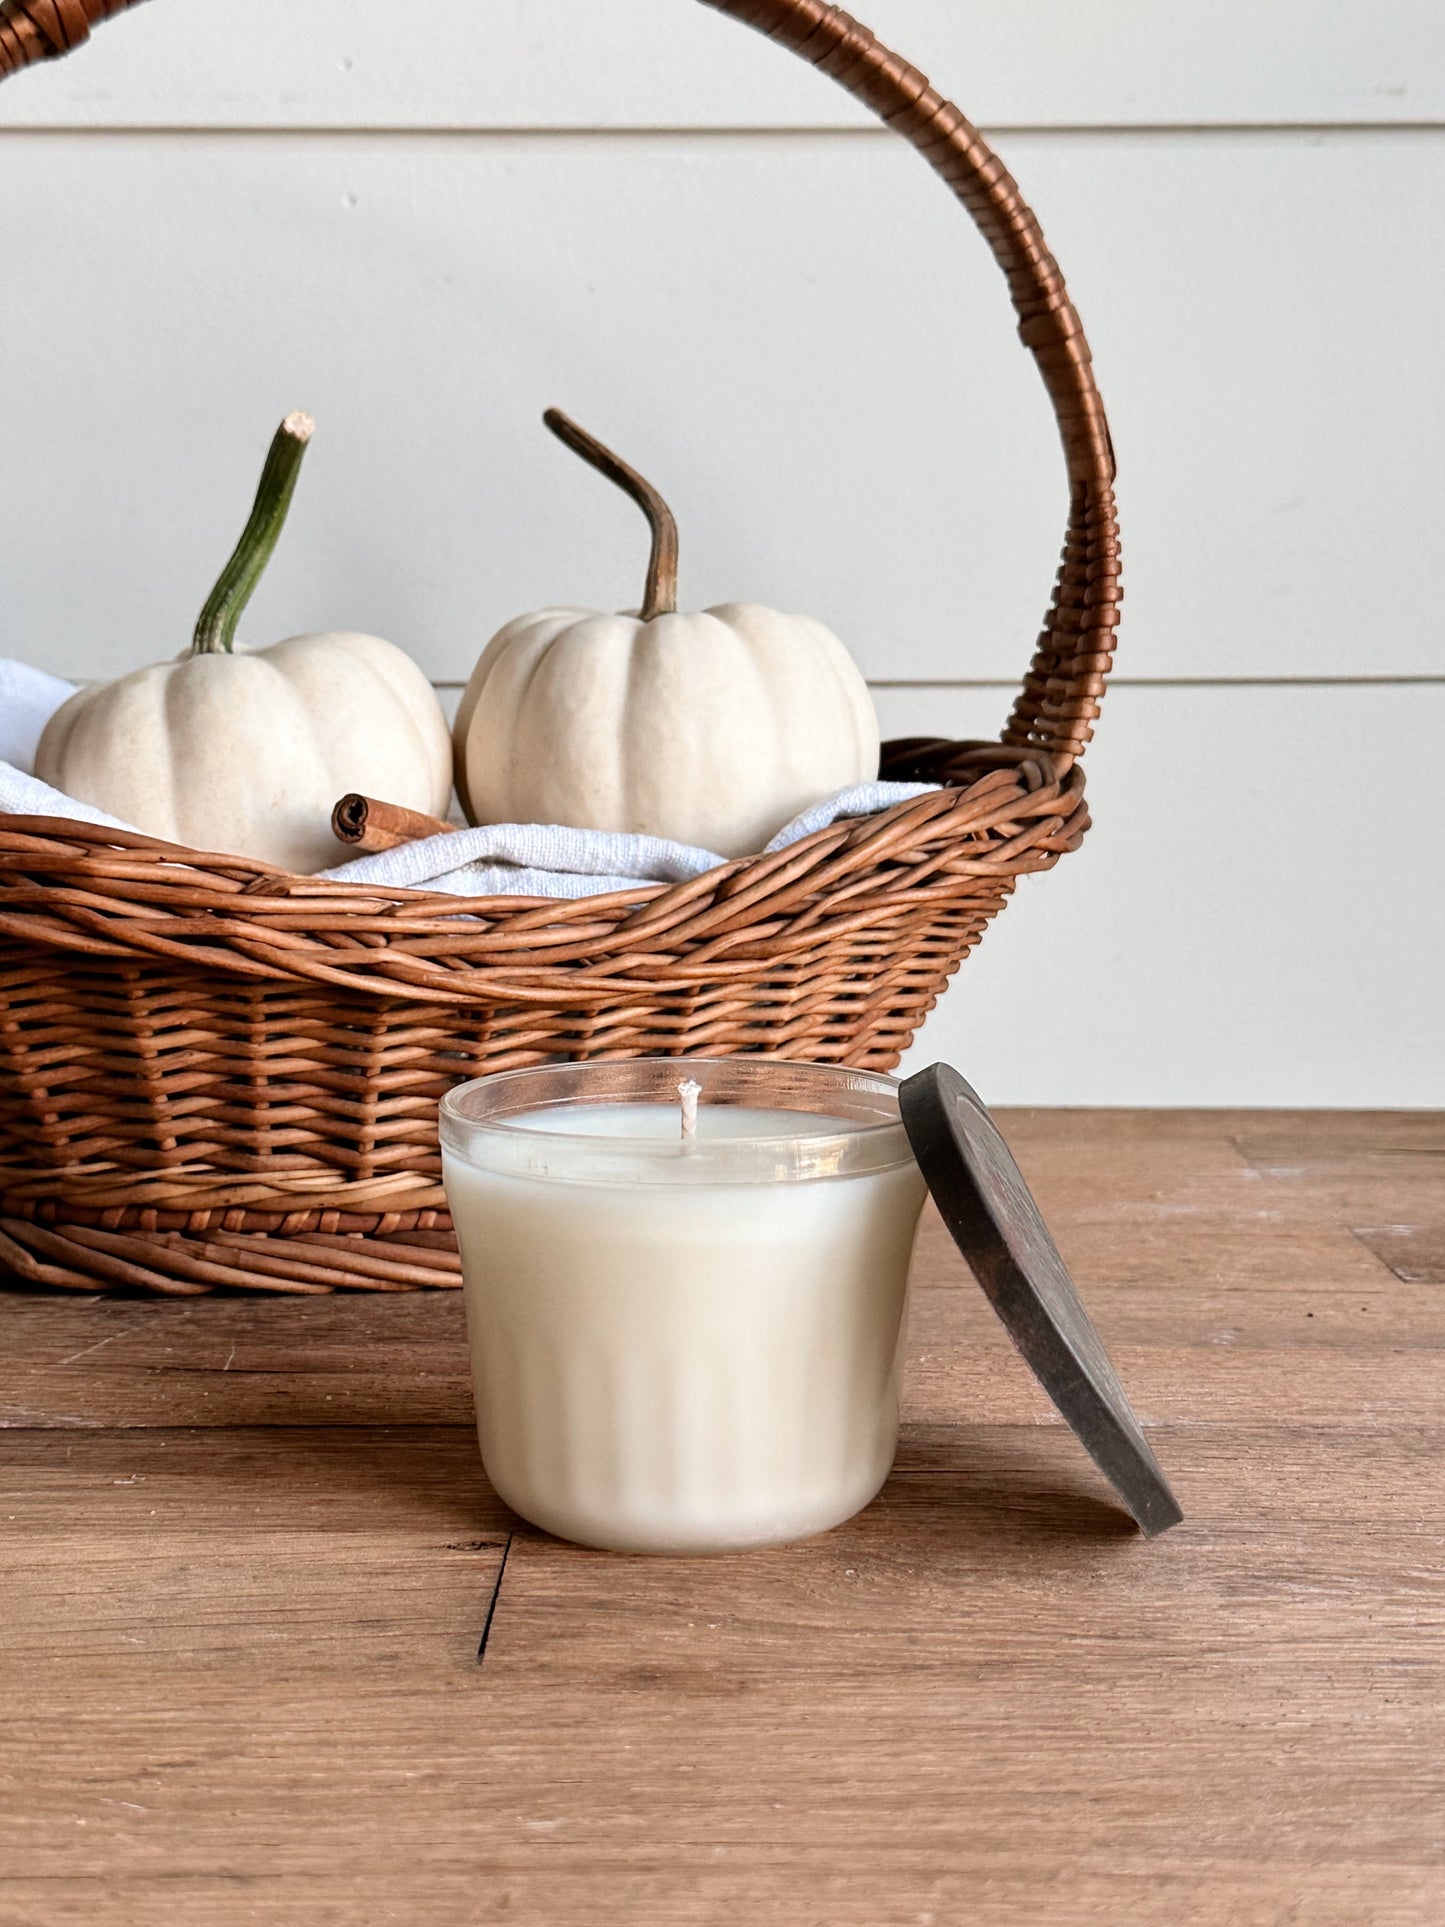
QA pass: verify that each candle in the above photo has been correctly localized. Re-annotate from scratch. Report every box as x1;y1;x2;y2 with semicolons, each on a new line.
440;1058;928;1553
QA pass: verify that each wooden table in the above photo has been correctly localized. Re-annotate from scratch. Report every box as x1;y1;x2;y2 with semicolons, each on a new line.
3;1109;1443;1926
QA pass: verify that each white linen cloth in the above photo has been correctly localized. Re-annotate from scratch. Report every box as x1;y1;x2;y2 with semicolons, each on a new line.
0;658;937;899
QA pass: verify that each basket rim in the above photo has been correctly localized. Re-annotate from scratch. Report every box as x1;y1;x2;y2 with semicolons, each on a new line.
0;746;1068;903
0;751;1088;1004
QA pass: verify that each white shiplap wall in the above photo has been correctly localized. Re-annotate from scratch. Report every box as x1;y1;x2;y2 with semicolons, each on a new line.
2;1;1442;1105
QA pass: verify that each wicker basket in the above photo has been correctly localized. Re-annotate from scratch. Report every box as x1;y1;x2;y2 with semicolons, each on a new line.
0;0;1120;1296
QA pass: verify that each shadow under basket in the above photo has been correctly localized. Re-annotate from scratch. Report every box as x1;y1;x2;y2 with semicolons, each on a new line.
0;0;1120;1296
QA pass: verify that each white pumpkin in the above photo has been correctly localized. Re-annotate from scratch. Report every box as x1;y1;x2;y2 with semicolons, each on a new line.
36;414;451;875
40;630;452;876
454;411;879;859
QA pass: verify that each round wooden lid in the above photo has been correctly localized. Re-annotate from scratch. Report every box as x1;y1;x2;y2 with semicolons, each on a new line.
900;1063;1183;1536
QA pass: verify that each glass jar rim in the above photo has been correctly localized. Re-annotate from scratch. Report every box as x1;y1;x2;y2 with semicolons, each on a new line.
439;1057;917;1186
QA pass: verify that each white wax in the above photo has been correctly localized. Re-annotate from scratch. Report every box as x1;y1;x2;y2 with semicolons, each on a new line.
443;1101;927;1554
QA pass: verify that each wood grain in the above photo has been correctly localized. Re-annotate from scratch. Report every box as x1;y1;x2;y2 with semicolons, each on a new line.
1353;1223;1445;1285
2;1108;1444;1927
1234;1121;1445;1286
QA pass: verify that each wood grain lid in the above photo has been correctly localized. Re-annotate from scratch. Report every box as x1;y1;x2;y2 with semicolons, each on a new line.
900;1064;1184;1536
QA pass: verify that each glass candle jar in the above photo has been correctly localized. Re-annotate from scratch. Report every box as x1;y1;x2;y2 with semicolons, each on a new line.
439;1058;928;1554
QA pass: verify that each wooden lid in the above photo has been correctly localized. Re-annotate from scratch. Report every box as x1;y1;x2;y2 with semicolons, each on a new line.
900;1064;1183;1537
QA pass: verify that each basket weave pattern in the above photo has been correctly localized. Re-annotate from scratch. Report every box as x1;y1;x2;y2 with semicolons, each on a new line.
0;0;1119;1295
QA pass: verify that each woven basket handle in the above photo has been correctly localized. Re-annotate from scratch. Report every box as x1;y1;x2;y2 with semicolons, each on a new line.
0;0;1120;770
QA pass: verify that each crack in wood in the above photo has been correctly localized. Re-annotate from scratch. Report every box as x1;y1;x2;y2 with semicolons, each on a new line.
476;1532;513;1666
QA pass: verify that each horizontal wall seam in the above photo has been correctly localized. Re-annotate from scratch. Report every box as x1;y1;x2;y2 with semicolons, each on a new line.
2;121;1443;139
864;675;1445;690
422;675;1445;693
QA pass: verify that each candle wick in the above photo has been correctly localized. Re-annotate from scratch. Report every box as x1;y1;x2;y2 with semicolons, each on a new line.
678;1078;701;1146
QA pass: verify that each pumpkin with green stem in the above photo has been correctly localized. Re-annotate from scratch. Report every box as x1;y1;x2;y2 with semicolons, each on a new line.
37;413;452;874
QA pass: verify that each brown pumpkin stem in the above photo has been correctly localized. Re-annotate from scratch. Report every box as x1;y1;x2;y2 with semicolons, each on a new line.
543;408;679;621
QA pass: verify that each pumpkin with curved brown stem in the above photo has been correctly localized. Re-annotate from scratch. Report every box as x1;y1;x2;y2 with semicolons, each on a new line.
454;410;879;858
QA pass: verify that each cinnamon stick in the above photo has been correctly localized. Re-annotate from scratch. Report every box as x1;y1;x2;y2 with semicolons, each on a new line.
331;794;457;854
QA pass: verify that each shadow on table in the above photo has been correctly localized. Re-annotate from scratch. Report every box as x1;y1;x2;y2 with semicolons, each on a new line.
229;1421;1140;1563
880;1421;1144;1544
236;1419;1138;1553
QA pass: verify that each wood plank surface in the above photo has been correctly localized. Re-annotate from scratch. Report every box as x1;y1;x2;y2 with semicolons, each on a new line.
1353;1224;1445;1285
2;1108;1444;1926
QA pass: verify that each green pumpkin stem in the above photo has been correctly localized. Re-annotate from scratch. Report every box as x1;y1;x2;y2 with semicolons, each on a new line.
191;412;315;655
543;408;679;621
